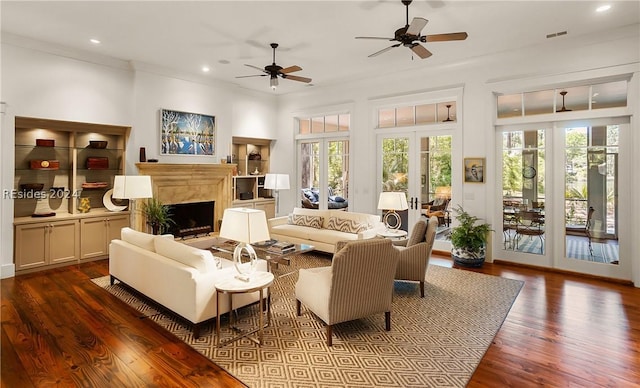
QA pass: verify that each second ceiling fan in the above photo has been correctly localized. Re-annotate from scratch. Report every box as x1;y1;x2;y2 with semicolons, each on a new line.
236;43;312;90
356;0;468;59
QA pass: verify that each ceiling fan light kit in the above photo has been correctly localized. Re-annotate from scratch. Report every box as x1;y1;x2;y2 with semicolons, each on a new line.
355;0;468;60
236;42;312;91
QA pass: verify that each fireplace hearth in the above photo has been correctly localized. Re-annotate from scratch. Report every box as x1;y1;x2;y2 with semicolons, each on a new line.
169;201;214;238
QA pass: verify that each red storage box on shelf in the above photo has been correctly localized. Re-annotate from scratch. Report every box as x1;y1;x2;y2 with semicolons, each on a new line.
86;157;109;169
35;139;55;147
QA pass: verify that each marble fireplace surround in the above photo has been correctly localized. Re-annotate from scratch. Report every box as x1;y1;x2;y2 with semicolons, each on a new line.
134;163;234;233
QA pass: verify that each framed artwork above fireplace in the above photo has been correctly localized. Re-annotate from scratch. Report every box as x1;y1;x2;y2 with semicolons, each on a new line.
160;108;216;156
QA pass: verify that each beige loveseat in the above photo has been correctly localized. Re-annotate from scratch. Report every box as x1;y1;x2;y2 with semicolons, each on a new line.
109;227;268;338
267;207;386;253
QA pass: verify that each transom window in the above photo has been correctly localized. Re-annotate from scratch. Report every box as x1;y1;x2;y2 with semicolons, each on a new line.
378;101;457;128
497;80;628;118
298;114;350;134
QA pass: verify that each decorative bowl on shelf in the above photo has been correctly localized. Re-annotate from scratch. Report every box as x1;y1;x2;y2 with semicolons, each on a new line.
81;182;109;189
20;183;44;191
89;140;108;149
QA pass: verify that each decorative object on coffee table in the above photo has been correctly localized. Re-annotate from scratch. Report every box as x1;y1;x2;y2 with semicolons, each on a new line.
219;208;270;282
450;205;492;267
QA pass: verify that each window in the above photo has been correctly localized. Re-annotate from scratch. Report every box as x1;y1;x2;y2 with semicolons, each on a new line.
377;101;457;128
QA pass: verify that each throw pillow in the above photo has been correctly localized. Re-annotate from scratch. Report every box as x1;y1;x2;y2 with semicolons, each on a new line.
288;214;324;229
327;216;369;234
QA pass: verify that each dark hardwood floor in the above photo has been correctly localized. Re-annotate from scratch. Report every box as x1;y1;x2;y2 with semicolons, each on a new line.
2;256;639;387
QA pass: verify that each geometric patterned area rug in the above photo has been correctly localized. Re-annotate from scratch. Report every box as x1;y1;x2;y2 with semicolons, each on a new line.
92;254;523;388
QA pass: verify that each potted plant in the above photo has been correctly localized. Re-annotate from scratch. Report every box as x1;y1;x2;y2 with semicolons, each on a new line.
141;198;174;235
450;205;492;267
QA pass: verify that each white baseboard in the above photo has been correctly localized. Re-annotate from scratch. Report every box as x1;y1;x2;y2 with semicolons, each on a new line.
1;263;16;279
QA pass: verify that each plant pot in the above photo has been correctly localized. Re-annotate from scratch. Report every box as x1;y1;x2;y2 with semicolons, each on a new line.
451;245;486;268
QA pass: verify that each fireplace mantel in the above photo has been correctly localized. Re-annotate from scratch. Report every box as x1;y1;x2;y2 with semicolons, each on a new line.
135;163;235;232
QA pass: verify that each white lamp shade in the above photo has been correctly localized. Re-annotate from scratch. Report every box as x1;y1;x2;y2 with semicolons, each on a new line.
377;191;409;211
112;175;153;199
219;208;271;244
264;173;290;190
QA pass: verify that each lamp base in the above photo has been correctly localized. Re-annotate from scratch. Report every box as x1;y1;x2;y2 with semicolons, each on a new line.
233;242;258;281
382;210;402;231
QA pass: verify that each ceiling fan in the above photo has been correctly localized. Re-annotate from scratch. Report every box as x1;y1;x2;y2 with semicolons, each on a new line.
356;0;468;59
236;43;312;90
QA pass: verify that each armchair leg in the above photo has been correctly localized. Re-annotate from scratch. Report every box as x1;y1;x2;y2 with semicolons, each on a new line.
326;325;333;346
385;311;391;331
296;300;301;316
420;281;425;298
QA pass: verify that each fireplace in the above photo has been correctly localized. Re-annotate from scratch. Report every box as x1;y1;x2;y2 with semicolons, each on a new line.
134;163;235;233
169;201;214;238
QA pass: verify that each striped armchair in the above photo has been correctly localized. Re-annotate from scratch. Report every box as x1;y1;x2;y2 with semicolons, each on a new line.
295;238;399;346
393;216;438;297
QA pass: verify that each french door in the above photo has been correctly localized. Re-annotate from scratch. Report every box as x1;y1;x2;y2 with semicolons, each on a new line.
497;119;630;280
298;138;350;210
377;131;452;241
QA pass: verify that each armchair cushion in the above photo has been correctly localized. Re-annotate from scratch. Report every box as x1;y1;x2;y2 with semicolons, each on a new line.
406;218;428;247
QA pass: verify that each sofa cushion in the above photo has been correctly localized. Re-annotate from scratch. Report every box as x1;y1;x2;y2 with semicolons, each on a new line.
121;227;157;251
288;214;324;229
154;237;216;273
327;210;379;229
326;216;368;234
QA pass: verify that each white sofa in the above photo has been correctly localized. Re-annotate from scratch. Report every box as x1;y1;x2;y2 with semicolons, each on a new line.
109;227;268;338
268;207;386;253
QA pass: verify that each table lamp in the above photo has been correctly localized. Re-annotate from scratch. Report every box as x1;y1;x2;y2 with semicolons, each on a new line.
219;208;271;281
264;173;290;215
377;191;409;232
112;175;153;230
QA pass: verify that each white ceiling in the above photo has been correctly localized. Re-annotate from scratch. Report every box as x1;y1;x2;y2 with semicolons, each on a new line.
2;1;639;95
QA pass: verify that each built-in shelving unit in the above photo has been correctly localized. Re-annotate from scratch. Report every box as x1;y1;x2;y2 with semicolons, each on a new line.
13;116;131;273
231;137;275;219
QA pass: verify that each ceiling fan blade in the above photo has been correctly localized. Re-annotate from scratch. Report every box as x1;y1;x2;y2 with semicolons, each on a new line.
355;36;395;40
283;74;312;83
368;43;401;58
244;64;267;73
406;17;428;36
410;43;432;59
280;65;302;74
235;74;267;78
423;32;468;42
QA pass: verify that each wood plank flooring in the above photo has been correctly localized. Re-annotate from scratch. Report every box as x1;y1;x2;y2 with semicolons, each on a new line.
2;257;639;387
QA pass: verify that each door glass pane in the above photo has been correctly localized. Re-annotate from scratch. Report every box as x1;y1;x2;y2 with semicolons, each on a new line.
328;140;349;209
564;125;619;264
502;129;546;255
381;138;409;229
420;135;452;240
300;142;320;207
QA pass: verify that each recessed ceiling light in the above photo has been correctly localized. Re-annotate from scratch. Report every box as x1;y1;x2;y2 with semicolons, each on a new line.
89;38;101;44
202;66;210;73
596;5;611;12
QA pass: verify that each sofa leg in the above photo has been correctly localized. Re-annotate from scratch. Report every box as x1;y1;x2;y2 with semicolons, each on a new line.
420;281;425;298
193;323;200;339
385;311;391;331
296;300;301;316
326;325;333;346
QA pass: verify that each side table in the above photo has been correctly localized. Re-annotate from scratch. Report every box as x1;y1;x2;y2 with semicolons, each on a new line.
377;229;408;240
215;271;274;347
